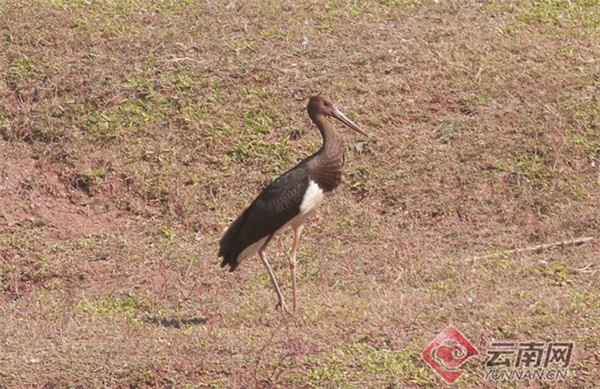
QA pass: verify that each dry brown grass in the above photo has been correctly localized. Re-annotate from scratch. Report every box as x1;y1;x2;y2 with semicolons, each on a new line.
1;0;599;387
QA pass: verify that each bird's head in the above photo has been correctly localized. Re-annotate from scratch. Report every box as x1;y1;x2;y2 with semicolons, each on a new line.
307;95;367;136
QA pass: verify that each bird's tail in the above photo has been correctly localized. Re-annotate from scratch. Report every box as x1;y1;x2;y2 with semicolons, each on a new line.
218;208;249;271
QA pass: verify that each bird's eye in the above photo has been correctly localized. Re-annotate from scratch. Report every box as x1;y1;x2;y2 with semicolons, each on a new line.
324;101;330;107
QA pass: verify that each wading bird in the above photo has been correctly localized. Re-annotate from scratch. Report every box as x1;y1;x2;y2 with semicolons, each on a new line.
218;95;366;312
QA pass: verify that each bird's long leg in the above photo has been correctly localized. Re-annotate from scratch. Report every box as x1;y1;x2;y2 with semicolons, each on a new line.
289;224;304;311
258;234;290;313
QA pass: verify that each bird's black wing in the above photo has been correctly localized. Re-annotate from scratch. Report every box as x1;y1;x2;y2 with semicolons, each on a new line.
219;165;310;271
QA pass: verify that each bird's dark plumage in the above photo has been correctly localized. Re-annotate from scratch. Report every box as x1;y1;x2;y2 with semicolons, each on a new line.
218;94;366;299
219;164;310;271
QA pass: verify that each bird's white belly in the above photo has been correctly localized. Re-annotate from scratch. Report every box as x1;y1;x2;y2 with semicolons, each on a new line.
237;235;268;264
299;180;324;215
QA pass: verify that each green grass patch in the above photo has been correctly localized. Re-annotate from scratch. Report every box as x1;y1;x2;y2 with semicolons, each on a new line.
77;296;143;318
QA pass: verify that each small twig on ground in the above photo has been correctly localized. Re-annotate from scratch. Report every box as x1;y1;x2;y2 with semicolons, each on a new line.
575;263;597;275
473;236;594;260
162;56;204;64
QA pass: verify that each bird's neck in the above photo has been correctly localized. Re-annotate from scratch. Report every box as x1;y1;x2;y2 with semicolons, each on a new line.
307;113;346;192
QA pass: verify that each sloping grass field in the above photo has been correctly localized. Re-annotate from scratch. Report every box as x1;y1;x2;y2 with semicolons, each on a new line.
1;0;599;387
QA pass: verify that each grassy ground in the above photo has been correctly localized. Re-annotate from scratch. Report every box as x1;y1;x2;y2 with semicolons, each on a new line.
1;0;599;387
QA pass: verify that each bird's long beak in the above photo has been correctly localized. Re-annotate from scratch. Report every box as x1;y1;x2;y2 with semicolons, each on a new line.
331;107;367;136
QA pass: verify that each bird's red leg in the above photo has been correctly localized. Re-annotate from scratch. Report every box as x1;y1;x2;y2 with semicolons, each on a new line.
258;234;291;313
289;224;304;311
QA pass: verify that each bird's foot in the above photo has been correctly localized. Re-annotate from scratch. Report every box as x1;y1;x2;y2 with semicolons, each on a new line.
275;300;298;318
275;299;291;312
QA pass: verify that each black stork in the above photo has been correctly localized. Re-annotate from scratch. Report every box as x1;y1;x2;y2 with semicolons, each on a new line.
218;95;366;312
